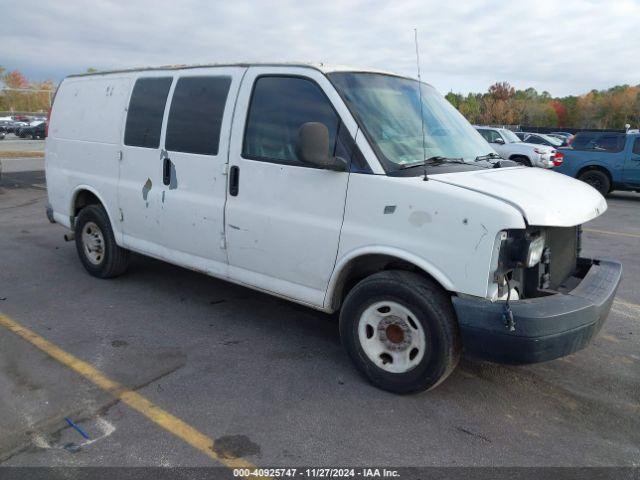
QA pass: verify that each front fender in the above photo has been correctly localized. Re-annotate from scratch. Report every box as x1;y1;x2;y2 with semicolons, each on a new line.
324;245;456;311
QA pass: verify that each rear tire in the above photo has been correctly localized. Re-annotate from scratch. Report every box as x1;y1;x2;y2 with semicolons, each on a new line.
339;270;461;394
74;204;130;278
578;169;610;196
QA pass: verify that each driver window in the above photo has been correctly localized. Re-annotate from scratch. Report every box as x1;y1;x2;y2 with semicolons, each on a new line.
243;76;339;165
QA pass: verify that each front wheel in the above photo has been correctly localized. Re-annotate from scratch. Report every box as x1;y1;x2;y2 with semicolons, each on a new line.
339;270;461;394
74;204;130;278
579;169;610;196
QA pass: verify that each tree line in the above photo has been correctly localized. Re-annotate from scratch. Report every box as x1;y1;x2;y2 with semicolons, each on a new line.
445;81;640;130
0;66;56;113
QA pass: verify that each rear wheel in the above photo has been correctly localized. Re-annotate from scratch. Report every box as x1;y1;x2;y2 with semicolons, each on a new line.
339;270;461;394
579;169;610;196
74;204;130;278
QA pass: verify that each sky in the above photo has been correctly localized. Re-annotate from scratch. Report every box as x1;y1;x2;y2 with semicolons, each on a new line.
2;0;639;97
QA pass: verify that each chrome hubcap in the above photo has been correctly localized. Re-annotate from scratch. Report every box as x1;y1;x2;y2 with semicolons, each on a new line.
358;301;426;373
81;221;105;265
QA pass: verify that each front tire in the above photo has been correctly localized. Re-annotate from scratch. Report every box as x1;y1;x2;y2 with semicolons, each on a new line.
74;204;130;278
579;169;610;196
339;270;461;394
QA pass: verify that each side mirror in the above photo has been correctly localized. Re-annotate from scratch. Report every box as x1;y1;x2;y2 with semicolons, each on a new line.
297;122;347;171
493;137;505;145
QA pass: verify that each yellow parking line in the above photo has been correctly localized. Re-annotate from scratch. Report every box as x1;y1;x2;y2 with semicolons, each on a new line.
583;228;640;239
0;313;259;473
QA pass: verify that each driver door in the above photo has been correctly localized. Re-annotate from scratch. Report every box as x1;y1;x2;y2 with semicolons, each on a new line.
224;67;354;307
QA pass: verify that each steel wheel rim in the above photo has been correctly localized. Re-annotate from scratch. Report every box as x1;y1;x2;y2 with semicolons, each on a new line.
358;301;426;374
81;221;105;265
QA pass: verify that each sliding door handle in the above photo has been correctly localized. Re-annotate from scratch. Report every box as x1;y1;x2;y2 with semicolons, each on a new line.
163;157;171;186
229;165;239;196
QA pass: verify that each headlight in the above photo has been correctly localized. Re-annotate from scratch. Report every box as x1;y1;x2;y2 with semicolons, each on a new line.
524;233;545;267
507;230;545;268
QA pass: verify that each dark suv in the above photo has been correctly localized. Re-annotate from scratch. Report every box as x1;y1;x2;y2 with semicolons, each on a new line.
19;122;47;139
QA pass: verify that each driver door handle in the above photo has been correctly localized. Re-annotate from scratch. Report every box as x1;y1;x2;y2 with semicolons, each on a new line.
163;157;171;186
229;166;239;196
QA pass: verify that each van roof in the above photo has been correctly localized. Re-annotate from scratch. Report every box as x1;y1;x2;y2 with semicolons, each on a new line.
66;62;406;79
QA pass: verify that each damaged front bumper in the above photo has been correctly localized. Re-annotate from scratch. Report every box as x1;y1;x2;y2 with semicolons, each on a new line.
452;258;622;364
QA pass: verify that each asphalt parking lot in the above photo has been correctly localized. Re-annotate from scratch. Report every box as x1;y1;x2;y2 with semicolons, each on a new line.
0;156;639;468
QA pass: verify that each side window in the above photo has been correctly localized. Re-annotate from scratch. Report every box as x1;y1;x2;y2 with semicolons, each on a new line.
243;76;339;164
485;130;502;143
527;135;543;144
633;138;640;155
478;129;492;142
165;76;232;155
573;132;625;153
124;77;173;148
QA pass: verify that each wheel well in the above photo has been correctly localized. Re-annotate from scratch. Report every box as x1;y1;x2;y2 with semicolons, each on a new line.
509;154;530;162
330;254;446;311
72;190;102;217
577;165;612;186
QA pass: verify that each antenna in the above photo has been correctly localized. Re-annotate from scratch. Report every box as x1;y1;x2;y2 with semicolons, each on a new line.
414;28;428;181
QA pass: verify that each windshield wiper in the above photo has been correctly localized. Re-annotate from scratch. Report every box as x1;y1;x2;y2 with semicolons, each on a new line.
474;152;502;162
399;156;465;169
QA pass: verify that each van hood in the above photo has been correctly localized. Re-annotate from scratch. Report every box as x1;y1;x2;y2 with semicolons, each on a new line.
430;167;607;226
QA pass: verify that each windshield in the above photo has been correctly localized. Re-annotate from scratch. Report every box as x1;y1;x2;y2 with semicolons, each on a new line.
501;129;521;143
328;72;495;172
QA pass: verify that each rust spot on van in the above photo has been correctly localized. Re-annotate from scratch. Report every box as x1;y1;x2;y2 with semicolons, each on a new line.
142;178;152;207
169;163;178;190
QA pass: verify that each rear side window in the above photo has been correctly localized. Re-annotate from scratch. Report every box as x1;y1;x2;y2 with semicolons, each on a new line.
572;132;625;153
243;76;339;164
165;76;232;155
124;77;173;148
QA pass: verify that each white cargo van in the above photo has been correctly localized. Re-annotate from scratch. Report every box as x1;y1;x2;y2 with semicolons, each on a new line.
46;63;621;393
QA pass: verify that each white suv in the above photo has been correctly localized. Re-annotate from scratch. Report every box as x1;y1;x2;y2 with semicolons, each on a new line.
45;63;620;393
476;126;560;168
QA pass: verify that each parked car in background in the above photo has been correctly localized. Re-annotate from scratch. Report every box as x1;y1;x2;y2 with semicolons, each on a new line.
13;121;29;136
551;132;574;139
514;131;527;141
476;126;562;168
520;132;564;148
553;131;640;195
548;132;574;146
18;121;46;139
0;120;12;133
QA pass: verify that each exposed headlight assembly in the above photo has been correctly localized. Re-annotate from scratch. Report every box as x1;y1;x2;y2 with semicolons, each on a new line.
510;230;546;268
